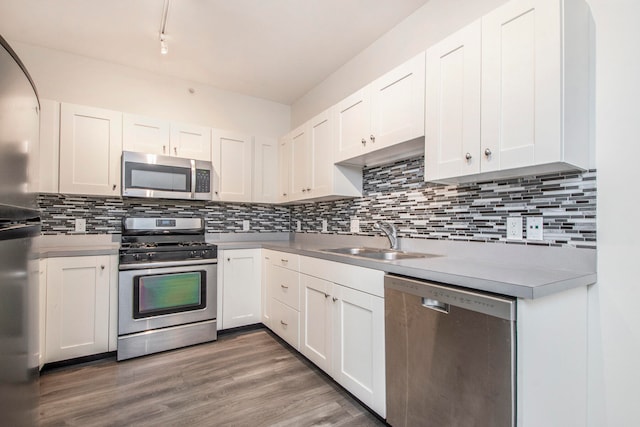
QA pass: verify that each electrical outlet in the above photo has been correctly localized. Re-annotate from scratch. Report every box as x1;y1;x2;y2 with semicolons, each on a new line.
242;220;250;231
75;218;86;233
296;220;301;232
526;217;544;241
322;219;328;233
506;217;523;240
350;218;360;233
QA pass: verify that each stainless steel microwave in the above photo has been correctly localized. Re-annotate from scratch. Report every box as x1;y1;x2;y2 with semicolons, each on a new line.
122;151;213;200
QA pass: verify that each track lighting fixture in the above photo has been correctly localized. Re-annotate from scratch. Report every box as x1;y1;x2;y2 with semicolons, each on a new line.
159;0;171;55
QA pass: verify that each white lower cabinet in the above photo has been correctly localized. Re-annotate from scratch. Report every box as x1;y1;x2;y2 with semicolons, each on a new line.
44;255;117;363
300;274;332;373
331;283;385;417
292;253;386;417
264;250;301;349
219;249;261;330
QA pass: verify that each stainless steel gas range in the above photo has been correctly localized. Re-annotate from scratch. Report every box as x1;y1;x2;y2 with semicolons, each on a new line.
117;217;217;361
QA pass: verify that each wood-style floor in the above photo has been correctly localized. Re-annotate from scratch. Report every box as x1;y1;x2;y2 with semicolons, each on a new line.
38;328;386;426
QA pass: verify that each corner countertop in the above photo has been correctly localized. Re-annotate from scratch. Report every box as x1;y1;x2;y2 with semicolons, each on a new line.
211;235;596;299
37;234;120;258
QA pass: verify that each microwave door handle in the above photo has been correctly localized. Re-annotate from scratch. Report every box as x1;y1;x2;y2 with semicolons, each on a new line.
190;160;196;199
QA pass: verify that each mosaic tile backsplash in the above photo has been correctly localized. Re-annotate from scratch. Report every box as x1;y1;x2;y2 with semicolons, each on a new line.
38;195;290;234
290;157;596;249
38;156;596;249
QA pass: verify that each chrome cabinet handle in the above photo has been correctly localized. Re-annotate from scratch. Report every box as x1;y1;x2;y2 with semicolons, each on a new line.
280;284;289;289
361;138;366;146
332;297;338;302
302;188;306;192
370;134;375;143
112;184;116;190
227;258;230;262
282;192;287;196
163;145;166;154
174;147;177;155
100;265;105;270
306;187;311;192
281;258;288;263
465;152;472;160
280;320;288;327
484;148;492;157
324;293;330;298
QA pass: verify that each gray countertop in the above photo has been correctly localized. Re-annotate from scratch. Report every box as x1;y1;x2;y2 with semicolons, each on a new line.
36;232;596;299
211;234;596;299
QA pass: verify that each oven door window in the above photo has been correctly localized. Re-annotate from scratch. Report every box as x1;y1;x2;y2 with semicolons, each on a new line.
133;271;206;318
125;161;191;192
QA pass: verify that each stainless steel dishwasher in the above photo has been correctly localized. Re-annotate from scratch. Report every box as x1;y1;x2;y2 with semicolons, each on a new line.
385;274;516;427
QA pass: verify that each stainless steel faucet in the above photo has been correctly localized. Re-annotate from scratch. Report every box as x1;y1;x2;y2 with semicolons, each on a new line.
374;221;398;250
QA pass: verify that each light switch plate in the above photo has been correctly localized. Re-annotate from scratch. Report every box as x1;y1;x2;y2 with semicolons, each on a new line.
506;217;523;240
296;220;301;232
526;216;544;240
242;220;250;231
75;218;86;233
322;219;328;233
350;218;360;233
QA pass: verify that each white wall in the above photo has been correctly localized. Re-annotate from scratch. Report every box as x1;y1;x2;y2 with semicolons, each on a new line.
293;0;640;425
291;0;508;127
10;41;290;137
586;0;640;425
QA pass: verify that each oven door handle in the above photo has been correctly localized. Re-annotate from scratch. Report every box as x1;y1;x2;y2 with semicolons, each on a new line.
119;258;218;270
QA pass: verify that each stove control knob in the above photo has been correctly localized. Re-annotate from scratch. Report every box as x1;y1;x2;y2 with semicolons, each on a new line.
189;251;196;258
133;253;141;261
146;253;154;260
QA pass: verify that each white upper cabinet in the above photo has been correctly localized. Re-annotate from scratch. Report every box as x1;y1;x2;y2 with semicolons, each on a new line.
38;99;60;193
123;115;210;161
335;53;426;166
278;136;292;203
480;0;590;177
309;110;334;197
425;0;591;183
289;124;311;200
211;129;253;202
425;20;482;181
59;103;122;196
170;122;211;161
253;136;279;204
122;114;170;156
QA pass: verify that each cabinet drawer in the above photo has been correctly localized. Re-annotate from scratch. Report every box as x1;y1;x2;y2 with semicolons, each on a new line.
270;265;300;310
270;298;299;349
270;251;300;270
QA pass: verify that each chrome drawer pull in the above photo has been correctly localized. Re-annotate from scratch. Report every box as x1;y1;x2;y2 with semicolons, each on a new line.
281;284;289;289
280;320;288;327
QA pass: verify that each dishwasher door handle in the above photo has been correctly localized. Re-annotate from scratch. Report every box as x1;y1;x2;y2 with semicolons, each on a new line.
421;298;450;314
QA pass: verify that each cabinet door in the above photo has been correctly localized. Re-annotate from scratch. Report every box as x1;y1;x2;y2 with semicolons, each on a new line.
59;103;122;196
221;249;261;329
253;136;279;203
371;52;426;151
122;114;170;156
278;137;292;203
38;99;60;193
212;130;253;202
425;21;482;181
481;0;561;172
332;284;386;417
309;110;333;197
170;122;211;161
289;124;311;200
45;256;110;363
261;252;273;327
300;274;332;373
334;87;371;163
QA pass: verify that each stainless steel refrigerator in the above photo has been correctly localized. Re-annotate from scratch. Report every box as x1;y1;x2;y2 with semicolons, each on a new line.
0;34;41;426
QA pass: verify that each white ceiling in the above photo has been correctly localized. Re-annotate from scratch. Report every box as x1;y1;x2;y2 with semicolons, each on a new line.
0;0;429;105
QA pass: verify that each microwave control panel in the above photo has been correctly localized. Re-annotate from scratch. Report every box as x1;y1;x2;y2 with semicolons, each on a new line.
195;169;211;193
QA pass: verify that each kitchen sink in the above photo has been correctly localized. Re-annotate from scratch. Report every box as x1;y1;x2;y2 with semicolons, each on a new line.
322;247;438;261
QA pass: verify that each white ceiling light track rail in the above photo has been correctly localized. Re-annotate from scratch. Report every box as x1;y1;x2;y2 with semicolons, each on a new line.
159;0;171;55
